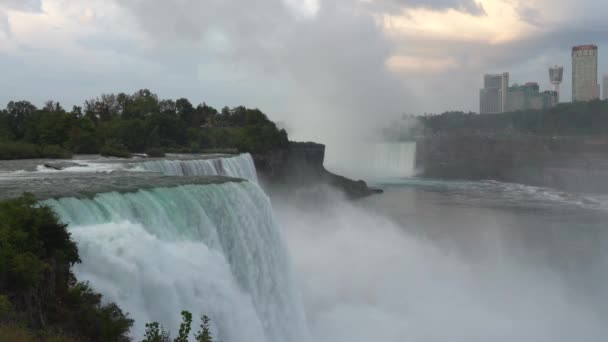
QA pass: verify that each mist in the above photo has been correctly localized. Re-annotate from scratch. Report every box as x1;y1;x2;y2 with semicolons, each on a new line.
272;185;608;342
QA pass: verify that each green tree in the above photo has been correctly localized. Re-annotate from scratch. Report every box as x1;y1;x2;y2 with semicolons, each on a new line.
194;315;214;342
6;100;37;138
174;310;192;342
142;322;170;342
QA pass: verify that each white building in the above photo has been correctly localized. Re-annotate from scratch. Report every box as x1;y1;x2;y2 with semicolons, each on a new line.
480;72;509;114
572;45;599;102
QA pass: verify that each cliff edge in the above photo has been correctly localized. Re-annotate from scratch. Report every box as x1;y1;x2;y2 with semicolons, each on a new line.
253;142;382;199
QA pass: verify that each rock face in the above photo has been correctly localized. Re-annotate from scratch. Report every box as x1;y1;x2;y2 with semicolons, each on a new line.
253;142;382;199
416;135;608;193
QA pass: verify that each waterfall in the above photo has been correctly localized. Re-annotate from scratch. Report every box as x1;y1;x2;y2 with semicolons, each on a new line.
139;153;259;183
44;182;307;342
325;142;416;181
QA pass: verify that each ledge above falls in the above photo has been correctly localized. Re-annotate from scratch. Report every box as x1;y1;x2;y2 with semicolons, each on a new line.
252;142;383;199
0;171;242;201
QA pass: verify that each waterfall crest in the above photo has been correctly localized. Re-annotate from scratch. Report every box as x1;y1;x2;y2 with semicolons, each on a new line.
139;153;258;183
44;182;306;342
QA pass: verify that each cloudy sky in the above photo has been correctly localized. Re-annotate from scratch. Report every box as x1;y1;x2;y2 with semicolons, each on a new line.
1;0;607;141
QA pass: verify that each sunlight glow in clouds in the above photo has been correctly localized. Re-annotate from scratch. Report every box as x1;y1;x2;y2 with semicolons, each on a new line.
382;0;536;44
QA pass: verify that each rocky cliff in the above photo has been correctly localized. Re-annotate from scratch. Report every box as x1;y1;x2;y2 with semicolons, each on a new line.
253;142;382;199
416;135;608;193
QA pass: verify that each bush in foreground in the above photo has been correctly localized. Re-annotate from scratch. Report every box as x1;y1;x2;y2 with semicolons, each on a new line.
143;311;218;342
0;195;133;341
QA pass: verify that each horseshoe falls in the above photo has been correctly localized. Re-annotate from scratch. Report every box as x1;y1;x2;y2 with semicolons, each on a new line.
139;153;259;183
44;181;307;342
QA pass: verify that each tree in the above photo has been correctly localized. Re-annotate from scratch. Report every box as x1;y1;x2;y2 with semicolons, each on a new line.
6;100;37;138
176;98;195;126
0;195;133;341
194;315;214;342
142;322;170;342
143;312;218;342
174;311;192;342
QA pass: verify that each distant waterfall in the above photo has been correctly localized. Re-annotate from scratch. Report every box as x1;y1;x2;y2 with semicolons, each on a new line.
139;153;259;183
44;182;307;342
325;142;416;181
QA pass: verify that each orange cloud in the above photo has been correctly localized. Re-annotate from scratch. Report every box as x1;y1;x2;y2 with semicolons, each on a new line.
382;0;537;44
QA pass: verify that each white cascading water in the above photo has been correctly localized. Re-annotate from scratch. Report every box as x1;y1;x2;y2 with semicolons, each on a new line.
43;181;308;342
139;153;259;183
324;142;416;181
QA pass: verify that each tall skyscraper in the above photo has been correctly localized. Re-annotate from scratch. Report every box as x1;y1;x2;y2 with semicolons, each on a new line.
480;72;509;114
572;45;599;102
603;74;608;100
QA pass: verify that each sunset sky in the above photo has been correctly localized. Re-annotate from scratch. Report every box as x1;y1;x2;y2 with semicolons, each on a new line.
1;0;607;141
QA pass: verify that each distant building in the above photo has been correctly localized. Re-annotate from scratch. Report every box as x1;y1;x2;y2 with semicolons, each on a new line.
480;72;509;114
549;65;564;102
572;45;599;102
603;74;608;100
507;82;557;111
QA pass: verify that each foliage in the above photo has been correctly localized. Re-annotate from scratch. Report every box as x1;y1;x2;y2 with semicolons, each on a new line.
142;322;171;342
100;140;132;158
175;311;192;342
40;145;73;159
0;195;133;341
143;311;219;342
418;100;608;137
1;89;289;159
0;141;40;159
194;315;214;342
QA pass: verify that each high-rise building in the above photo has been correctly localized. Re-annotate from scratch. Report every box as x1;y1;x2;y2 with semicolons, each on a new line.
507;82;558;112
480;72;509;114
549;65;563;102
572;45;599;102
603;74;608;100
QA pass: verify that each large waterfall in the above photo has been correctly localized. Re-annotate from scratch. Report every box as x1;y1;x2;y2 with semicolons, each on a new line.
325;142;416;181
44;181;308;342
139;153;259;183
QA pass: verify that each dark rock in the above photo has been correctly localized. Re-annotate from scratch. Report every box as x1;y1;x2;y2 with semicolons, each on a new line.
253;142;382;199
43;162;85;170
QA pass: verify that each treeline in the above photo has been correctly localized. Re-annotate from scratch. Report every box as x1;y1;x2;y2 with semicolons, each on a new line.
418;99;608;137
0;89;289;159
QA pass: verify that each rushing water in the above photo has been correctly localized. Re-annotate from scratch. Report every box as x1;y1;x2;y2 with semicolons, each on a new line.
44;182;307;342
139;153;259;183
3;147;607;341
324;142;416;180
